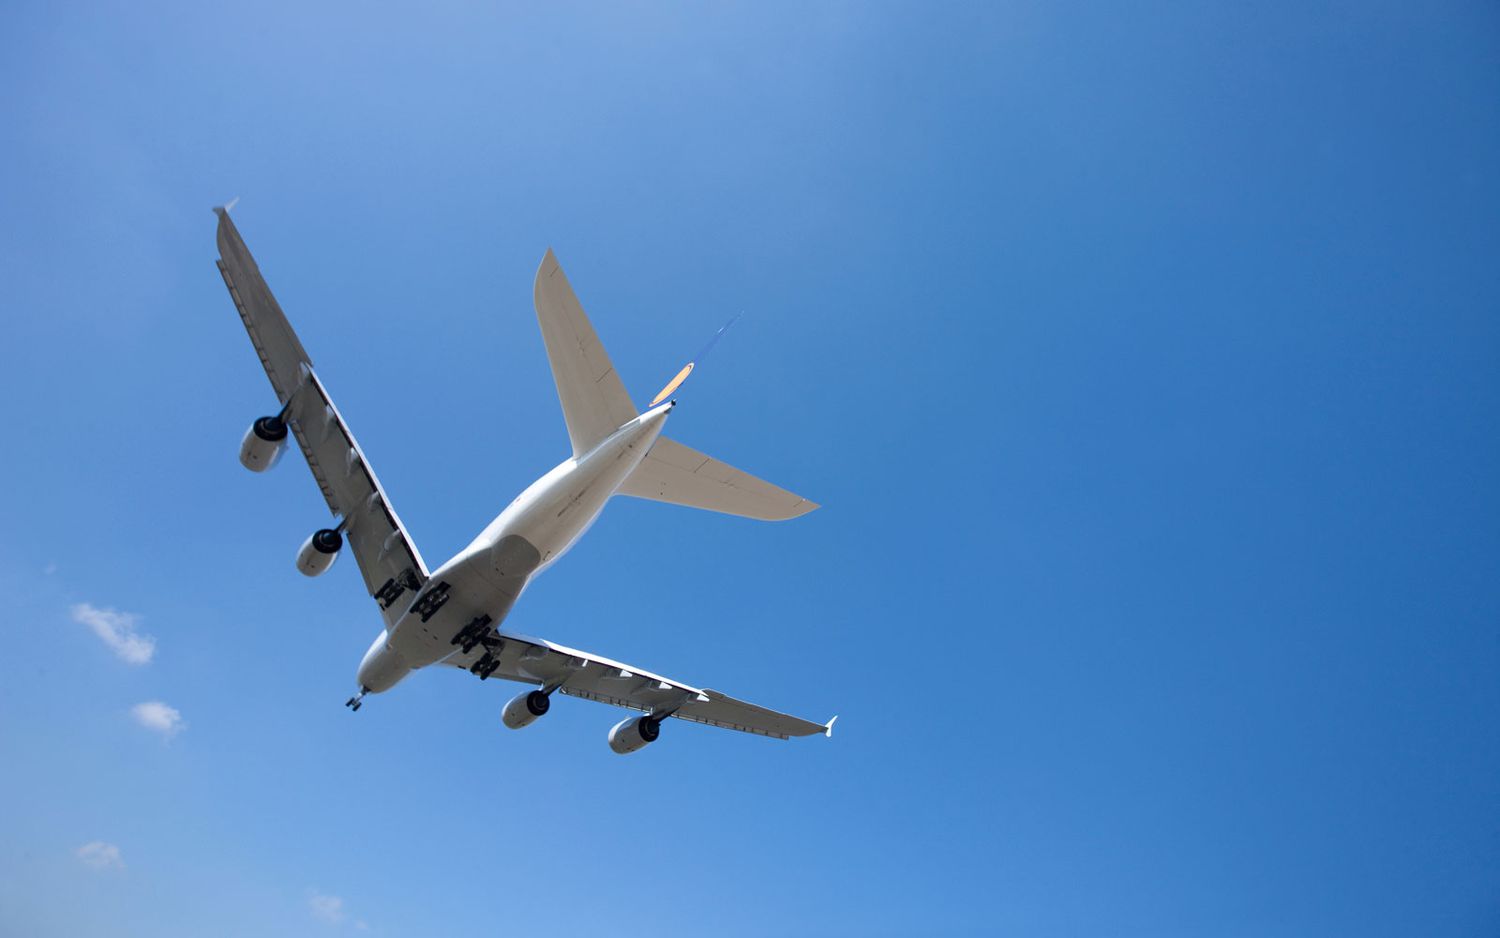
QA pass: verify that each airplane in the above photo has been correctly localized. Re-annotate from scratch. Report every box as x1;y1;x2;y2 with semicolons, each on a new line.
214;205;835;754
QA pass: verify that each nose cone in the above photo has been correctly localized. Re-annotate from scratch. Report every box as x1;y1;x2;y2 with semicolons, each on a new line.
357;634;410;693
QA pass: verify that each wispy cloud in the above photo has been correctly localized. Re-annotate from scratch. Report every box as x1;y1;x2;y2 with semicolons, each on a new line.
308;891;345;925
76;841;124;870
131;701;185;738
72;603;155;665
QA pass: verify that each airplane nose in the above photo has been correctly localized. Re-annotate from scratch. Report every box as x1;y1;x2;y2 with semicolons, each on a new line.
357;635;411;693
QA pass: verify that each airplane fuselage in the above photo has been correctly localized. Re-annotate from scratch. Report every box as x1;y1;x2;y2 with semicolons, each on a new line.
356;402;673;693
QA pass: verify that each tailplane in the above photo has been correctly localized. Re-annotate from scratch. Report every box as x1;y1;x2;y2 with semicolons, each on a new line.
534;251;818;521
618;436;818;521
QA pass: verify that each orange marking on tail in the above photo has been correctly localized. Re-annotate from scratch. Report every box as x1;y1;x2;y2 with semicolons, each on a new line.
651;363;695;406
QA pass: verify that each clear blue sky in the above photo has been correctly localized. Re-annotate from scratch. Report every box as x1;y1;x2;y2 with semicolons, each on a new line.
1;2;1497;935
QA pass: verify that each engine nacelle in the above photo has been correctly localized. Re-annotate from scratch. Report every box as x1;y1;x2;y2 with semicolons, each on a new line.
607;715;661;755
239;416;288;472
295;528;342;577
502;690;551;729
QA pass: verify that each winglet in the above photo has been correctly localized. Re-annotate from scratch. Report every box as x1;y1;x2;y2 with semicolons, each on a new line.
212;196;240;218
824;715;838;738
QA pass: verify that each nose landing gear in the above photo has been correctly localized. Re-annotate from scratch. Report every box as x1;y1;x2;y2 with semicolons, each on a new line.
345;687;369;712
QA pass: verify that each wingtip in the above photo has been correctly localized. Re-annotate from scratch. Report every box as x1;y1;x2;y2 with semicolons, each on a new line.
779;498;820;520
212;196;240;218
824;715;838;738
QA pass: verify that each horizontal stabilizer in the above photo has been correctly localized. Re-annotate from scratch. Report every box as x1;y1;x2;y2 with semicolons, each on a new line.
617;436;818;521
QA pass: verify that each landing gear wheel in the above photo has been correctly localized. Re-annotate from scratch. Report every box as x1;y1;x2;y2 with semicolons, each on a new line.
452;615;495;653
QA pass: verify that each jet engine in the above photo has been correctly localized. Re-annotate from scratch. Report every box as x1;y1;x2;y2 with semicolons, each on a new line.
502;690;551;729
295;528;342;577
607;715;661;755
239;416;288;472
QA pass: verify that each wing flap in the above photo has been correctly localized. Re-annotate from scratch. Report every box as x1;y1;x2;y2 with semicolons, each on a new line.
617;436;819;521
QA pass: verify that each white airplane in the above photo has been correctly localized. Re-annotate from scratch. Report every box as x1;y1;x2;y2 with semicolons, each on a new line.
214;206;834;754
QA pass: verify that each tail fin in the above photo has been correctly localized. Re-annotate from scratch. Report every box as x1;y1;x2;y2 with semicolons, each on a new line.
534;250;639;457
618;436;818;521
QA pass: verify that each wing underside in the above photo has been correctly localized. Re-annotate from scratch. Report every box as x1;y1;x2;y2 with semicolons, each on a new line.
215;208;429;626
442;630;830;740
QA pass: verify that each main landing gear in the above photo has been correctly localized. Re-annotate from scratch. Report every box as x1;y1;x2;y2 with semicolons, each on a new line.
451;614;503;680
345;687;368;712
470;652;501;681
451;614;494;655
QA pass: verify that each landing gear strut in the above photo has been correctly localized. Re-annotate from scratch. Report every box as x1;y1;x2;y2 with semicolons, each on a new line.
345;687;368;712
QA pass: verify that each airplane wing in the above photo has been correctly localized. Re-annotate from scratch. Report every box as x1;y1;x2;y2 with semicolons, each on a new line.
442;629;833;740
215;207;430;626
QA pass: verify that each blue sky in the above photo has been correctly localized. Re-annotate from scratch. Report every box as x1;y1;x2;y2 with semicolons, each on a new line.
2;2;1497;935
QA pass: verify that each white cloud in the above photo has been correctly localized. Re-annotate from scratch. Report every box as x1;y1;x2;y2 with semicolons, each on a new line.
308;892;345;925
131;701;185;738
72;603;155;665
76;841;124;870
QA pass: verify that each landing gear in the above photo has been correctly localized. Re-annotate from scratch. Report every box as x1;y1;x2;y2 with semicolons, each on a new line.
451;615;493;654
470;652;501;680
345;687;368;712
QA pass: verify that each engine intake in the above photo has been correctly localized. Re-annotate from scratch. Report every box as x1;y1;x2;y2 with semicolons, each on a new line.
239;416;288;472
502;690;551;729
295;528;342;577
608;715;661;755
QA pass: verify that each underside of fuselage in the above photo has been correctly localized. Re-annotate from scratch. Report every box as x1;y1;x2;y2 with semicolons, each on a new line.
356;404;673;694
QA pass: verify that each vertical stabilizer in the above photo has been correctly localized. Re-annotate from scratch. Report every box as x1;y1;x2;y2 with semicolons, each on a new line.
534;250;638;456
